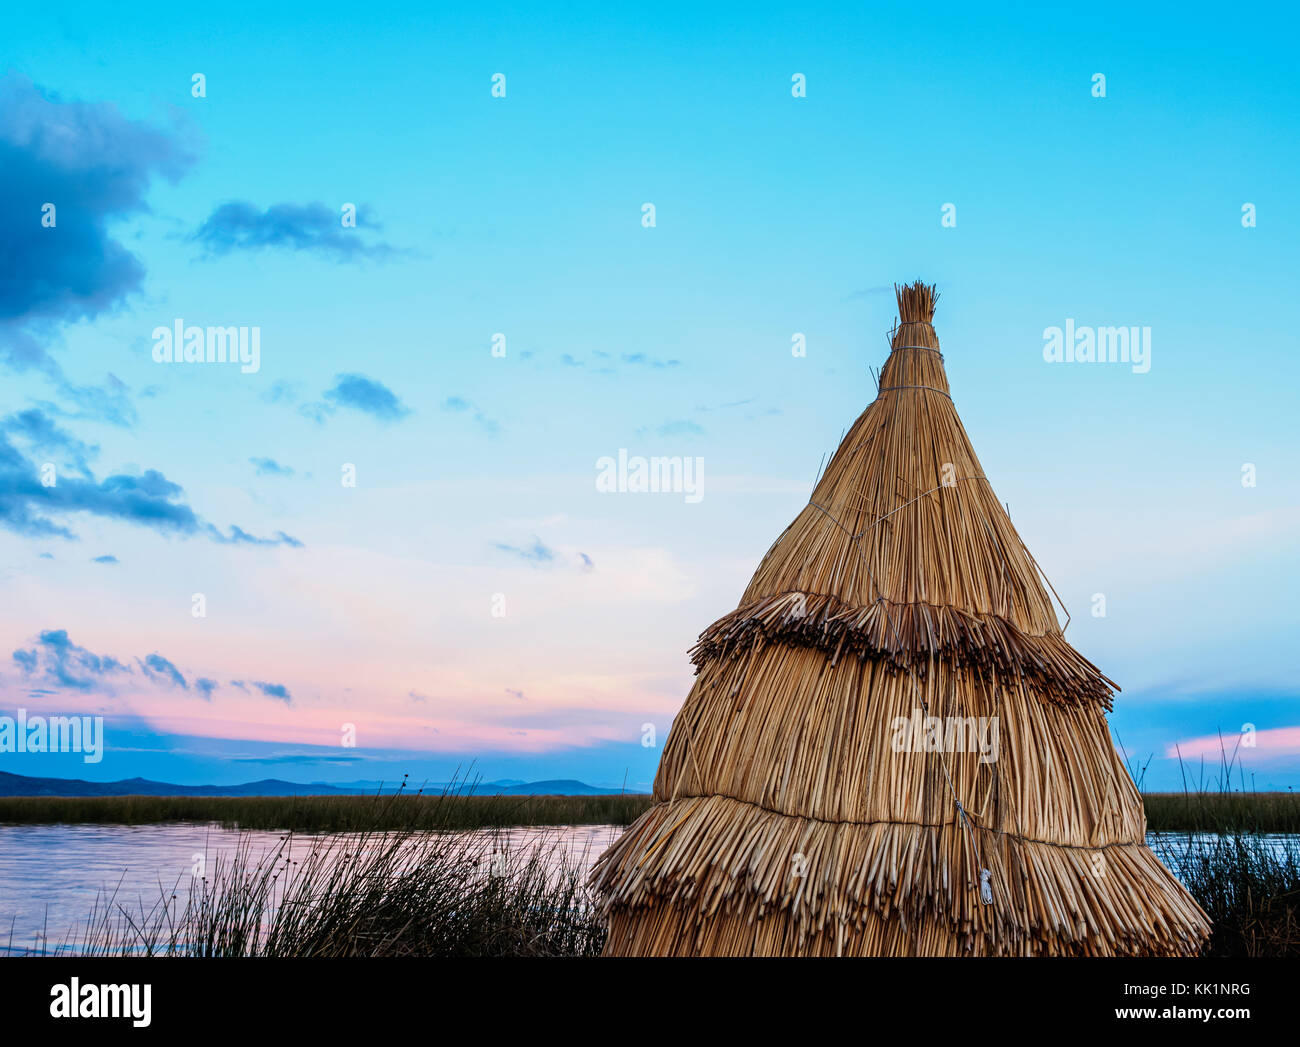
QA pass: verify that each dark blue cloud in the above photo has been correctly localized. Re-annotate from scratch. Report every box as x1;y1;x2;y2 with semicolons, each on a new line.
91;554;118;564
193;201;400;261
0;75;191;423
249;456;293;477
140;652;186;689
0;442;200;540
301;374;410;424
308;373;410;423
12;630;290;706
0;408;300;545
229;679;292;704
12;629;128;691
250;680;292;704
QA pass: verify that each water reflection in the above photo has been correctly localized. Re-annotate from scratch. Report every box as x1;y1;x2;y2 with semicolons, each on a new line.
0;822;621;955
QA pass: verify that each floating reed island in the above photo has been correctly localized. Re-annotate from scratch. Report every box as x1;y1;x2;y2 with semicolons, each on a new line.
590;282;1211;956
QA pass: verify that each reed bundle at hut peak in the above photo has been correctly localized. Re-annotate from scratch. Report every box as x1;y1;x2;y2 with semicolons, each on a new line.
590;282;1210;956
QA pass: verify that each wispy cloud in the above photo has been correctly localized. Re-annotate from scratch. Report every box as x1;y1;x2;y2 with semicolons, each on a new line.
635;397;777;439
844;284;893;301
261;380;300;405
228;752;365;765
442;396;499;435
192;201;402;261
302;374;410;424
3;407;97;477
494;535;555;566
249;456;294;478
493;535;594;572
651;419;705;437
205;524;302;548
621;353;680;369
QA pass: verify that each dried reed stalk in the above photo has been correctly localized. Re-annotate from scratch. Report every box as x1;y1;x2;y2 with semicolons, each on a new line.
590;282;1210;956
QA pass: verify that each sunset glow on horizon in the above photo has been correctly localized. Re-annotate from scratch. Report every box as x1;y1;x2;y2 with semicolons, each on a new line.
2;3;1297;792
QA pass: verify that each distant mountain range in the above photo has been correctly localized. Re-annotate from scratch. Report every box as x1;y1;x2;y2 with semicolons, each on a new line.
0;770;641;798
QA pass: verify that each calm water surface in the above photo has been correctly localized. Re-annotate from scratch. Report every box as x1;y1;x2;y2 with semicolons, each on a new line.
0;821;622;955
2;824;1294;954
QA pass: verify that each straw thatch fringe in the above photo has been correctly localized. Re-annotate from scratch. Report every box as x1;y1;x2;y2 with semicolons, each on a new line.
591;796;1209;957
692;591;1116;708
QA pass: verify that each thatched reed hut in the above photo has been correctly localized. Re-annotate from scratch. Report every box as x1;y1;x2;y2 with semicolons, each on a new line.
590;282;1209;956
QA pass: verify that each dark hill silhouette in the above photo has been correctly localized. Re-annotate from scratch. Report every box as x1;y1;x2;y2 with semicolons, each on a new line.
0;770;640;798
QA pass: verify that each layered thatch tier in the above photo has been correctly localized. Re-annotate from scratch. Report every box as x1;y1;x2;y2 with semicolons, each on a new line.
648;646;1138;836
593;649;1209;955
592;282;1210;956
597;798;1208;957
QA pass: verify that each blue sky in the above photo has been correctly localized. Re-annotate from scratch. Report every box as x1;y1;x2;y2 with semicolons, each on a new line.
0;2;1297;791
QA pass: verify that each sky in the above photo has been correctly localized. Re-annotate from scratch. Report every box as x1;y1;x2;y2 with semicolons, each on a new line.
0;2;1296;792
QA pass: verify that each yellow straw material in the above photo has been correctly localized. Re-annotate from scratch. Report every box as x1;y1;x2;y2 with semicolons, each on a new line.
590;281;1210;956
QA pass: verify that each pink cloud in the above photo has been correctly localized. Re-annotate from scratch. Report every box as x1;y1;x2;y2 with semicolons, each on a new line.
1167;726;1300;759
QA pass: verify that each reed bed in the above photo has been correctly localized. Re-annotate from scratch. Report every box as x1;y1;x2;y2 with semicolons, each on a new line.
1152;832;1300;957
0;792;652;832
591;282;1210;956
11;823;1293;958
14;827;606;957
1144;792;1300;835
0;788;1285;836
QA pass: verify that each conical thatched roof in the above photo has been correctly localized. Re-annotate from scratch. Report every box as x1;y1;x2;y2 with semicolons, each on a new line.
590;282;1210;956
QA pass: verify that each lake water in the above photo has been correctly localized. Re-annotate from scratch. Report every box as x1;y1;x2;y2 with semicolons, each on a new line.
1146;830;1298;875
1;823;1294;955
0;822;623;955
